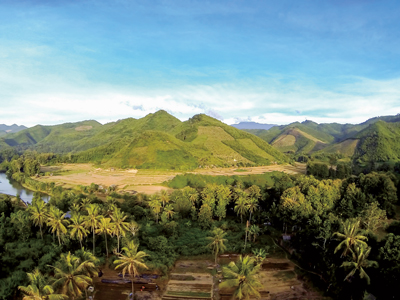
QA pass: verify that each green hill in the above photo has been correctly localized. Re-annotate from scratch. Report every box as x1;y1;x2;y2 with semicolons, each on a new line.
0;111;288;170
352;121;400;163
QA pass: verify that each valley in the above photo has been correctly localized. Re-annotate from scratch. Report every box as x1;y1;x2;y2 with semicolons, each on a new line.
37;163;306;194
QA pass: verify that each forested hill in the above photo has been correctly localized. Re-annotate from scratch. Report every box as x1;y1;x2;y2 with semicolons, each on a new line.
0;111;288;170
245;115;400;162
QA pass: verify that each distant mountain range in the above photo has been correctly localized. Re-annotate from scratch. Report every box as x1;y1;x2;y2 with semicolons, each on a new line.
0;111;288;169
2;113;400;168
231;122;276;130
0;124;27;137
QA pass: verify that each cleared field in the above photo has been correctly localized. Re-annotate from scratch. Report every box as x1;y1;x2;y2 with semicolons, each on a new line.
37;163;306;194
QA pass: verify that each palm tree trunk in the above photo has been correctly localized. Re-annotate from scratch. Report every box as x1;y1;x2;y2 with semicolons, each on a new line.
117;235;120;253
39;224;43;239
92;227;95;254
104;233;108;256
58;233;61;246
80;239;83;249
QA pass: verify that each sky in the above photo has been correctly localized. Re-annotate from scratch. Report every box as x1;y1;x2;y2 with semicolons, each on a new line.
1;0;400;127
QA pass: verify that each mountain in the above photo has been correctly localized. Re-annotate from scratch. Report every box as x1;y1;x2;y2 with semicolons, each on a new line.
246;114;400;166
231;122;276;130
0;124;27;135
0;111;288;170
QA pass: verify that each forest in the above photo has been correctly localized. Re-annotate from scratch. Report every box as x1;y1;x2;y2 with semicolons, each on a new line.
1;153;400;300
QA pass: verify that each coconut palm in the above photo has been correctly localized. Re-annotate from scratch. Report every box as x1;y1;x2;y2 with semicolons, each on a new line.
51;252;95;300
28;198;47;239
18;269;67;300
220;255;263;300
83;204;101;254
234;197;249;223
114;241;149;298
333;220;368;257
341;245;378;285
206;227;227;265
74;247;100;278
246;198;258;223
160;190;170;207
164;204;175;220
69;213;88;248
149;197;162;223
47;207;69;246
111;208;129;253
95;216;114;256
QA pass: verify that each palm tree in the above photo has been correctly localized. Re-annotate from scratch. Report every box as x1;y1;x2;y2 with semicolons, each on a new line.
69;213;88;248
74;247;100;278
341;245;378;285
95;216;114;256
220;255;263;300
206;227;227;265
19;269;67;300
249;225;260;242
160;190;170;207
28;199;47;239
246;198;258;223
234;197;249;223
47;207;69;246
149;198;162;223
164;204;175;220
114;241;149;298
51;252;95;300
252;248;268;264
111;208;129;253
83;204;101;254
333;220;368;257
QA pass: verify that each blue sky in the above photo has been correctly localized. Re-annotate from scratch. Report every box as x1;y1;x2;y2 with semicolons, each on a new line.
1;0;400;126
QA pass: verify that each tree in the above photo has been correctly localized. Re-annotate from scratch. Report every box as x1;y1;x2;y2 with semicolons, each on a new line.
361;202;387;233
51;252;95;300
198;203;213;229
234;197;248;224
114;241;149;298
47;207;68;246
149;197;162;223
28;198;47;239
69;213;88;249
164;204;175;220
252;248;268;264
95;216;114;256
249;225;260;242
160;190;170;207
206;228;227;264
83;204;101;254
220;255;262;300
247;198;258;223
111;208;129;253
341;245;378;285
18;269;67;300
333;220;368;257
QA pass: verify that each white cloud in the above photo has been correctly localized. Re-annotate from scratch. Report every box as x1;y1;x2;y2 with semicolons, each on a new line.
1;66;400;127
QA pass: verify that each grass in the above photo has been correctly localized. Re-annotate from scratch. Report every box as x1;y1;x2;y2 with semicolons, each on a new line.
234;169;248;172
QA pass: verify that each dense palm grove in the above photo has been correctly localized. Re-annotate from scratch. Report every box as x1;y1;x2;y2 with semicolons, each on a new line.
1;154;400;299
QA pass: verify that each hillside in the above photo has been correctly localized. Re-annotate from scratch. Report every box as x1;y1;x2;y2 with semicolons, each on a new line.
0;111;288;170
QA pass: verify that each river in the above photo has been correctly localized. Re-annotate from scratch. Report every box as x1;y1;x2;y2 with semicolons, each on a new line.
0;173;50;203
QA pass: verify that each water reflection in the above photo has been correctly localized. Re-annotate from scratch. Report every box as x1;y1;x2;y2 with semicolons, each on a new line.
0;173;50;204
